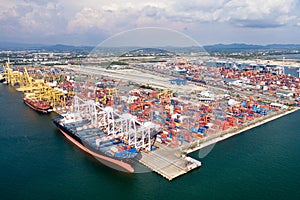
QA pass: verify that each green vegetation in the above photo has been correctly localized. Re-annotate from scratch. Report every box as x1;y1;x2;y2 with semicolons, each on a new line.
140;84;154;90
110;61;129;65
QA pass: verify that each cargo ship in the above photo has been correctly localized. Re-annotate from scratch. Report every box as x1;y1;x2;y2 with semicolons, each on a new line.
23;97;51;113
52;113;151;173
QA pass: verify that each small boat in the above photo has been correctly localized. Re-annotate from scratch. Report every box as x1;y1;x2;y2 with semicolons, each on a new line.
23;97;51;113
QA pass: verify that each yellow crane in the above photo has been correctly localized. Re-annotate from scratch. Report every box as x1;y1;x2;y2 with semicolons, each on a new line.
157;89;173;99
16;68;41;92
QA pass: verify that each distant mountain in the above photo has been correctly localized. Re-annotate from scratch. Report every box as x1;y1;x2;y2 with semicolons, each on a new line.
43;44;94;52
0;42;47;50
121;48;175;57
204;43;300;51
204;43;262;51
1;42;300;52
0;42;94;51
263;44;300;49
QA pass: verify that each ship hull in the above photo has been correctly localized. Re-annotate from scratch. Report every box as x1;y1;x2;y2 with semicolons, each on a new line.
53;119;135;173
23;98;50;113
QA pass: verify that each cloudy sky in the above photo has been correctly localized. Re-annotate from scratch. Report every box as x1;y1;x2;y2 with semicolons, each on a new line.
1;0;300;46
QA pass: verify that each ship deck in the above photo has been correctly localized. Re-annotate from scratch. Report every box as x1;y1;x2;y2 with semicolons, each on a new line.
61;119;137;159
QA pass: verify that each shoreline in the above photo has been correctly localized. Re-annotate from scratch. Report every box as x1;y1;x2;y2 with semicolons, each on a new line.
185;108;299;154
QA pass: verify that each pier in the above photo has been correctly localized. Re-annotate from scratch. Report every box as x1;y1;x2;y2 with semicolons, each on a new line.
139;143;201;181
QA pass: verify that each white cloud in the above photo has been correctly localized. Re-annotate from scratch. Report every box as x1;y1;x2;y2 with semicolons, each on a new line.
67;7;105;33
276;15;298;25
166;0;298;28
0;1;66;36
220;0;299;28
0;0;299;44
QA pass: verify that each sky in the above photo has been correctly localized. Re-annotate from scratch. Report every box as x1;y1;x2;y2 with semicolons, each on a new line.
1;0;300;46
